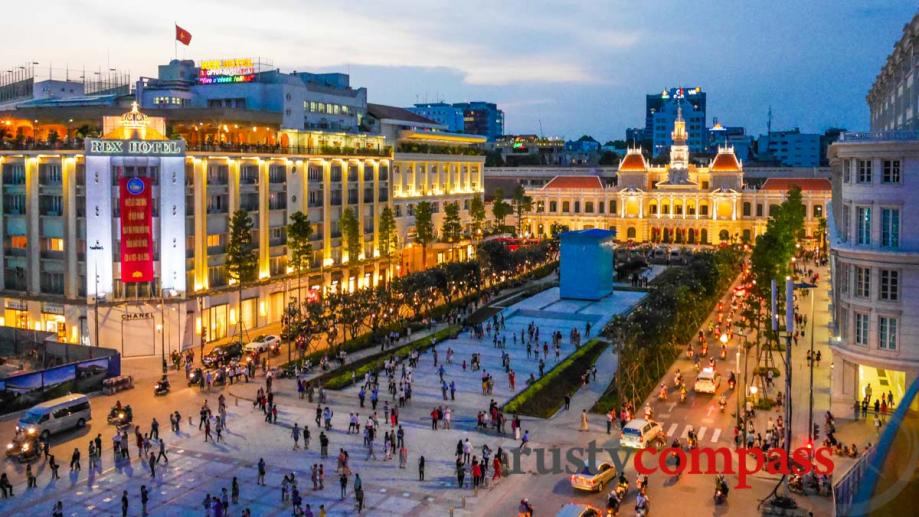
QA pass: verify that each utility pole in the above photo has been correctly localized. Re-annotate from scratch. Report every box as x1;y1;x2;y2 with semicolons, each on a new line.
783;277;794;494
160;279;167;374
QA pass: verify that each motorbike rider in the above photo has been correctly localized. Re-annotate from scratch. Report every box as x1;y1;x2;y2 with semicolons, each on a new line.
635;490;650;516
658;384;668;400
728;371;736;389
715;474;729;502
674;369;683;387
679;384;687;402
718;393;727;411
644;403;653;420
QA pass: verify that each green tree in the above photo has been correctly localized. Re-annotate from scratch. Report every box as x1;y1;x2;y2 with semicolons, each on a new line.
491;188;512;229
441;201;462;243
340;207;361;264
378;206;397;258
413;201;435;269
469;194;486;239
512;184;532;236
287;211;313;303
226;210;258;341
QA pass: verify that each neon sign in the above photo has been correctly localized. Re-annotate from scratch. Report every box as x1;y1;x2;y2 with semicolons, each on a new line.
198;58;257;85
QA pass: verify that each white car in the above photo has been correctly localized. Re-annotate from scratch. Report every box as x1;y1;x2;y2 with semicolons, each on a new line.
570;462;617;492
620;418;663;449
555;503;601;517
244;335;280;354
694;367;721;394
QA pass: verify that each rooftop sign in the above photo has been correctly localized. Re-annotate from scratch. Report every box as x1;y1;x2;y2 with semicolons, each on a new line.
198;58;257;85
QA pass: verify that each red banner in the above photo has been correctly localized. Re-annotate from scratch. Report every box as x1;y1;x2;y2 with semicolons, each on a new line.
119;177;154;283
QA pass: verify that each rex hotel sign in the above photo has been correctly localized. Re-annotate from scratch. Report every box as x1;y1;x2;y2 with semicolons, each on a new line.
87;139;185;156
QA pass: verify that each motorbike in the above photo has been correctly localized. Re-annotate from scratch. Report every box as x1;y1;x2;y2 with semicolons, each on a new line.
614;480;629;499
212;368;228;386
6;434;39;463
714;475;729;504
188;368;204;387
154;376;170;396
107;405;133;430
606;490;622;516
718;396;727;412
719;346;727;360
658;385;668;401
728;375;736;390
679;387;687;403
673;371;683;387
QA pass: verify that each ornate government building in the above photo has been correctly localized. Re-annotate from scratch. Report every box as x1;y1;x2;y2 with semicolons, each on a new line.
525;109;831;244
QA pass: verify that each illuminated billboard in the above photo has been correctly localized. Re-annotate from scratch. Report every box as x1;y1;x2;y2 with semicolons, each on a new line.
198;58;257;85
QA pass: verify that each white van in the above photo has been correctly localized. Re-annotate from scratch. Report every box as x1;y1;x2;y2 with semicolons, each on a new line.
620;418;662;449
694;367;722;394
17;394;91;440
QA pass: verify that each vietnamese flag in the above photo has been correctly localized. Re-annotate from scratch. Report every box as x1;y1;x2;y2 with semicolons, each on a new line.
175;24;192;46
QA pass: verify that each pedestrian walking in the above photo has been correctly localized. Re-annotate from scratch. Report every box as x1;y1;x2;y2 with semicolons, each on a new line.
121;490;129;517
70;447;81;472
339;471;348;499
293;422;301;450
49;454;60;480
232;477;240;504
157;438;168;464
419;455;425;481
148;452;157;478
141;485;149;516
354;473;364;512
26;463;37;488
258;458;266;485
0;473;12;498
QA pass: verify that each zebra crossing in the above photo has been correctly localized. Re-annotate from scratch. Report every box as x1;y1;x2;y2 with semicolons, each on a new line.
660;421;729;444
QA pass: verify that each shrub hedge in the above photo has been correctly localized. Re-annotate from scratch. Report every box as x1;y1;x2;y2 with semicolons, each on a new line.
318;325;461;390
503;338;608;418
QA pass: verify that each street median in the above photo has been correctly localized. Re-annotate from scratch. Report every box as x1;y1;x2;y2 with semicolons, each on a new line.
502;338;608;418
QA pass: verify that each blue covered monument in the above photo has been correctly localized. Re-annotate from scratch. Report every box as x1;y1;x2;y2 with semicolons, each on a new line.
559;229;615;300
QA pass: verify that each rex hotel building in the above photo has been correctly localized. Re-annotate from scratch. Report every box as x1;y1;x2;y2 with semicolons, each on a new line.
0;58;444;358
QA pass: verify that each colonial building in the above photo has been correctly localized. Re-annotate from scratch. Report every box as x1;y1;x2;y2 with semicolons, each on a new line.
524;108;830;244
828;133;919;413
0;104;391;357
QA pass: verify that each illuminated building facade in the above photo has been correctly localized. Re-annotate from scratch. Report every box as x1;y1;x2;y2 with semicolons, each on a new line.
0;104;391;357
366;104;486;270
525;110;830;244
828;133;919;413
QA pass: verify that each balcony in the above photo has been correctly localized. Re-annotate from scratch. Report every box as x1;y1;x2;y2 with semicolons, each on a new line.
186;143;392;158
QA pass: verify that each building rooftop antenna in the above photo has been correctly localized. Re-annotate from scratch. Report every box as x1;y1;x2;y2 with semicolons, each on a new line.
767;105;773;135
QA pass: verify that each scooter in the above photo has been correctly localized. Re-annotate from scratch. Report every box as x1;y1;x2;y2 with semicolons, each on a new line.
720;346;727;360
714;475;728;504
679;387;687;403
154;376;170;396
658;385;668;401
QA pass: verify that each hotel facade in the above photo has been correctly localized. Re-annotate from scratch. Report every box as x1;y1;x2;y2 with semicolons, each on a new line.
0;104;393;358
523;110;831;244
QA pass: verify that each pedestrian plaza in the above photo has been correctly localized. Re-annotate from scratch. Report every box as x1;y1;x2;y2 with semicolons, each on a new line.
0;286;644;516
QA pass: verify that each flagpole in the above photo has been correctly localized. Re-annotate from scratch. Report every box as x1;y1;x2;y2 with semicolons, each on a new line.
174;23;177;60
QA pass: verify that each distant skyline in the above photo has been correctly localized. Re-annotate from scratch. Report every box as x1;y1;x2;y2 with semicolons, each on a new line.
6;0;917;141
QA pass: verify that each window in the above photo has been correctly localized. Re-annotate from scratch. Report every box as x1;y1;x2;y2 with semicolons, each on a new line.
585;202;594;213
882;160;900;183
854;312;870;346
206;234;223;249
879;317;897;349
879;269;899;301
854;266;870;298
598;201;605;214
843;160;851;183
573;201;580;213
857;159;872;183
742;202;751;217
10;235;27;248
549;201;557;212
813;205;823;218
562;201;570;213
650;204;658;215
700;205;709;216
839;264;849;295
856;206;871;245
47;238;64;252
842;205;850;242
756;204;763;217
881;208;900;248
769;204;779;216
